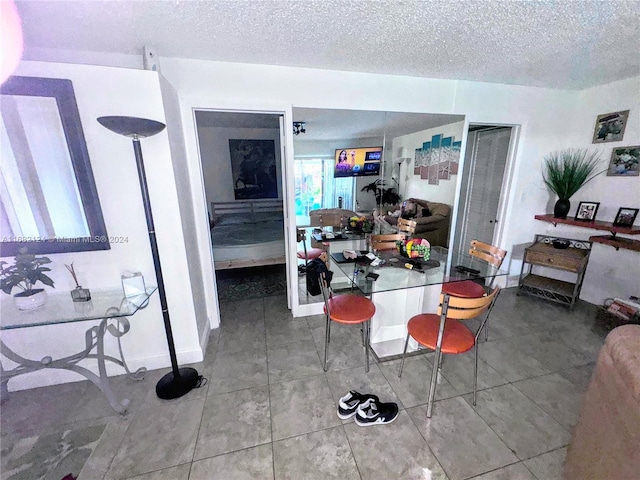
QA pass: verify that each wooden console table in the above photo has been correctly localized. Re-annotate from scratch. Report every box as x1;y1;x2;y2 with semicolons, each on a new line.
0;287;156;414
534;214;640;252
518;235;591;309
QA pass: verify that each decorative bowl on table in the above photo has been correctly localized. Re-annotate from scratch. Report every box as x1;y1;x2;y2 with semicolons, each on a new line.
396;238;430;260
552;239;571;249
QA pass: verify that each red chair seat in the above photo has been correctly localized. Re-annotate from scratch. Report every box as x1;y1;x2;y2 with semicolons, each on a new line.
324;295;375;324
297;248;324;260
407;314;475;354
442;280;485;298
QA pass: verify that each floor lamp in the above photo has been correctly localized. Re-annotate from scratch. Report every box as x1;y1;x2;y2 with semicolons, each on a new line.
97;115;200;400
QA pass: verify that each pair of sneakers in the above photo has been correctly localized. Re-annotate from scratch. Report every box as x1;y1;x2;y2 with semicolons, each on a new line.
337;390;399;426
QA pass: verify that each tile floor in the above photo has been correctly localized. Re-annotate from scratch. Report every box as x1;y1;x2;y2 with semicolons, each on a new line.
0;288;608;480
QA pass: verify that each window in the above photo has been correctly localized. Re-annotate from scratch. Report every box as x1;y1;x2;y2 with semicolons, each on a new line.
294;158;355;225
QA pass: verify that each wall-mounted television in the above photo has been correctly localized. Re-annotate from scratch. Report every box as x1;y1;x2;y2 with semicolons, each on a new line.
334;146;383;177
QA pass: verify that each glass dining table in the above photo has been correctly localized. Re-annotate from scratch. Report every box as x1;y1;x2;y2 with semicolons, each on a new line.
330;246;509;360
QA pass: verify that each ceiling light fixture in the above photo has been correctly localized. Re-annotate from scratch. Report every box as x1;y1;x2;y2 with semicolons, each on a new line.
293;121;306;135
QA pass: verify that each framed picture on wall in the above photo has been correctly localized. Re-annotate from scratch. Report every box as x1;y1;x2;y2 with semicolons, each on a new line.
612;207;639;227
228;139;277;200
592;110;629;143
575;201;600;222
607;145;640;176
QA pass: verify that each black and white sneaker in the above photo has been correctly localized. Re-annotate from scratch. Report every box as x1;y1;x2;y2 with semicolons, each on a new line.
354;398;399;426
337;391;379;420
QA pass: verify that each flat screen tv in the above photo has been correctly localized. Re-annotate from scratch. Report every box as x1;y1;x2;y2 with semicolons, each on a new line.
334;146;383;177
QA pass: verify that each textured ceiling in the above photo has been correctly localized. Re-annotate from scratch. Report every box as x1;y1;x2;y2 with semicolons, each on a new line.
16;0;640;90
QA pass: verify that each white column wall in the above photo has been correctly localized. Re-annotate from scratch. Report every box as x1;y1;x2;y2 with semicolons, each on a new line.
1;62;202;390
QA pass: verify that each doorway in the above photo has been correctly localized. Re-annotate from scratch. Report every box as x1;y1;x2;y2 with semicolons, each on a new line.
453;125;515;250
193;110;289;316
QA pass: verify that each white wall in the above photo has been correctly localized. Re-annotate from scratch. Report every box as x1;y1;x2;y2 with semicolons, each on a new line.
1;62;203;390
454;78;640;303
196;126;282;206
159;76;210;350
531;77;640;302
158;58;639;311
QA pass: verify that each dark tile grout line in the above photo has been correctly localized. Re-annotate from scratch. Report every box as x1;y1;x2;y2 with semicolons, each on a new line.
262;298;279;480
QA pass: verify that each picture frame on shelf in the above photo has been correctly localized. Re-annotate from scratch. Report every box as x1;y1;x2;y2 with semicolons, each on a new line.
575;201;600;222
612;207;639;227
592;110;629;144
607;145;640;176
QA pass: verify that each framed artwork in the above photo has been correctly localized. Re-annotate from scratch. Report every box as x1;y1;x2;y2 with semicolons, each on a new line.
607;145;640;176
612;207;639;227
575;201;600;222
592;110;629;143
228;139;277;200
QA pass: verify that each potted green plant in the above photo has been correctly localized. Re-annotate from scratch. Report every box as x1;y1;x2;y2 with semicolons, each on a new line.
361;179;401;206
0;249;55;310
542;148;603;218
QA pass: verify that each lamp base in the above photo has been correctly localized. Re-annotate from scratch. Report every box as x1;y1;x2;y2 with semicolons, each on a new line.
155;367;200;400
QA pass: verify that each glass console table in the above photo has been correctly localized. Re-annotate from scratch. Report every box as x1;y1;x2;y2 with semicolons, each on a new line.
330;247;509;359
0;287;157;414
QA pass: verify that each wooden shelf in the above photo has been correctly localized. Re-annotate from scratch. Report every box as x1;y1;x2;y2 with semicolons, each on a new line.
588;235;640;252
535;214;640;252
520;273;576;297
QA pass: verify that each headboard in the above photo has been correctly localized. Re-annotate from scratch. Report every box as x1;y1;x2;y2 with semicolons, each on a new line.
210;199;283;219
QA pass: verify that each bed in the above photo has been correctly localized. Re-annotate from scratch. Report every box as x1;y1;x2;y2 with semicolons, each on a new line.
209;199;285;270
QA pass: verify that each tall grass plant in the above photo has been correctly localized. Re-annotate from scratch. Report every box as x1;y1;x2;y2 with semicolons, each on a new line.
542;149;603;199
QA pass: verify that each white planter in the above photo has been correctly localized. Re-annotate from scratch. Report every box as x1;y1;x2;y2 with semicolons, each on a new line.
13;289;47;311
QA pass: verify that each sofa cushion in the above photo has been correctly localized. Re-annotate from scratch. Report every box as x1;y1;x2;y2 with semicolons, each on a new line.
427;202;450;218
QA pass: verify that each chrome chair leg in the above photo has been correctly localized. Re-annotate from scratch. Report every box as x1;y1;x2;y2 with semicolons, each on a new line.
323;314;331;372
427;347;442;418
363;320;370;373
398;333;411;377
473;342;479;406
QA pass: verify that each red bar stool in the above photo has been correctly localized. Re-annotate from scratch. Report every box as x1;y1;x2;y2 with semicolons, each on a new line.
319;272;376;372
442;240;507;298
297;228;324;273
398;287;500;417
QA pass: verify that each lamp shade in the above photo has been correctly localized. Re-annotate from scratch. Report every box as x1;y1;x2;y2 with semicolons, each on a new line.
0;0;23;85
97;116;166;138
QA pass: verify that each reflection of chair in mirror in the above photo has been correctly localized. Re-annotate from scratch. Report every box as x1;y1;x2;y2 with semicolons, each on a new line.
442;240;507;299
309;208;355;230
398;287;500;417
397;217;417;235
370;234;405;252
319;272;375;372
310;212;345;230
296;228;324;274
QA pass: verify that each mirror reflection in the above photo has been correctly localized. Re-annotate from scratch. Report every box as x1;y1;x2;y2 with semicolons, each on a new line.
292;107;465;306
0;76;109;256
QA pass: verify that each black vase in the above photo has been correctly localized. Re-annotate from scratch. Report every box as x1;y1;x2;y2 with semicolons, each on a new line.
554;198;571;219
